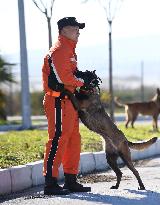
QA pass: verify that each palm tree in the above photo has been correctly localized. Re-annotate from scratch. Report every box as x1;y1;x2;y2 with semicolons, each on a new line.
0;55;16;120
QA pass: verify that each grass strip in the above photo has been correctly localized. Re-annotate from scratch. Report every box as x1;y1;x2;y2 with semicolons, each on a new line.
0;124;159;168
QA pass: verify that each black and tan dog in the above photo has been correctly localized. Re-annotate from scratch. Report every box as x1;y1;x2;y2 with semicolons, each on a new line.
115;89;160;130
65;70;157;190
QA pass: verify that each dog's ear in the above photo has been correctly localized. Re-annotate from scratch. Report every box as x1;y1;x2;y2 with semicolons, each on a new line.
157;88;160;95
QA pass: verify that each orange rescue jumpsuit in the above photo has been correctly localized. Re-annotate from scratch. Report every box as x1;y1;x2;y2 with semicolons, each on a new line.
42;35;84;178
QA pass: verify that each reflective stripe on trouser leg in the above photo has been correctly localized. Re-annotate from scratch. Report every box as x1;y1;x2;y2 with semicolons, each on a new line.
46;97;62;178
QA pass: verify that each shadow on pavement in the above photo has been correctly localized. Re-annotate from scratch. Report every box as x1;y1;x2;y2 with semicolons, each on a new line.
1;186;160;205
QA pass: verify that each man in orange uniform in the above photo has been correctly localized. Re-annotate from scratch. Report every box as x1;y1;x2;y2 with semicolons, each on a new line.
42;17;91;195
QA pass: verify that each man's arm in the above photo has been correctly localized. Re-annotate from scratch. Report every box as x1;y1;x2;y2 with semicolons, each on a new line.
52;49;84;88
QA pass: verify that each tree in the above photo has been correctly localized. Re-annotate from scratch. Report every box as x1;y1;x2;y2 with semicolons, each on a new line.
0;55;16;120
83;0;123;121
32;0;56;48
0;57;15;84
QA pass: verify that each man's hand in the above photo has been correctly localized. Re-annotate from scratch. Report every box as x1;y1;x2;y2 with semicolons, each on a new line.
76;87;81;92
75;85;88;93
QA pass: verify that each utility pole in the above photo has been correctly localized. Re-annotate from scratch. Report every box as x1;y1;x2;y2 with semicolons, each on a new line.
141;61;144;101
18;0;31;129
9;67;13;116
108;20;114;121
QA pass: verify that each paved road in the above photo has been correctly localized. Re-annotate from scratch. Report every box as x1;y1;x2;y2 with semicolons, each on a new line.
0;114;159;132
6;114;160;123
1;156;160;205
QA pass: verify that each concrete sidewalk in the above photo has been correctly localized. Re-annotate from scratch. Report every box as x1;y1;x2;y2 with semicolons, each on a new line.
1;155;160;205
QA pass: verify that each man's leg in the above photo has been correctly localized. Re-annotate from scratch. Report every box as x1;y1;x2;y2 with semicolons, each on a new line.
62;117;81;175
62;106;91;192
43;95;70;195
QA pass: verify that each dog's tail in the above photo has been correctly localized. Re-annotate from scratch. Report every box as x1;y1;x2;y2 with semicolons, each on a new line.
114;97;125;108
128;137;157;150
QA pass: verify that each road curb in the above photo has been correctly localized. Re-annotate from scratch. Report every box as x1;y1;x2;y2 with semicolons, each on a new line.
10;165;32;193
0;138;160;195
80;152;96;174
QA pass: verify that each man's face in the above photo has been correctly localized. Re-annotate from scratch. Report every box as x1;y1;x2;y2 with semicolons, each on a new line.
61;26;80;42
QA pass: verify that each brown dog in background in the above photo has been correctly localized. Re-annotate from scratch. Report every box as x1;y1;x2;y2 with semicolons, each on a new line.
115;88;160;130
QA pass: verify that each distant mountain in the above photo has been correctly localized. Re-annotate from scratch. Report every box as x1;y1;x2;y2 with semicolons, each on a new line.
4;35;160;91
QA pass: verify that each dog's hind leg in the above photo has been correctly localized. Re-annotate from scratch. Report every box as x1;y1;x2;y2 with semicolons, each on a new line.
125;119;130;128
131;114;138;128
119;143;145;190
152;115;158;131
106;153;122;189
125;106;130;128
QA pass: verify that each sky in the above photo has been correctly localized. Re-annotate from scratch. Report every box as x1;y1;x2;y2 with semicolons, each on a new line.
0;0;160;54
0;0;160;90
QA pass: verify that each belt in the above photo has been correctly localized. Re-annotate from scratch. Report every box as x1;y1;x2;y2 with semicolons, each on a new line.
46;91;68;99
46;91;60;97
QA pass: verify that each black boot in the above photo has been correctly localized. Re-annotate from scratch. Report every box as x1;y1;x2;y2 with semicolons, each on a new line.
44;176;70;195
63;173;91;192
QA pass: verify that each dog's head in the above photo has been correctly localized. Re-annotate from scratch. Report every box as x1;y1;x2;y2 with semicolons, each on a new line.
156;88;160;108
74;70;103;111
152;88;160;108
75;70;102;93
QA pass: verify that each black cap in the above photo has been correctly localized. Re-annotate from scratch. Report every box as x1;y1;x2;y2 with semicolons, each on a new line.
57;17;85;31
